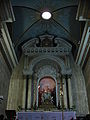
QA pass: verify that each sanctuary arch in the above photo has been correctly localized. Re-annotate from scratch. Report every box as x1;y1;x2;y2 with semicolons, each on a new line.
22;35;72;110
7;35;89;115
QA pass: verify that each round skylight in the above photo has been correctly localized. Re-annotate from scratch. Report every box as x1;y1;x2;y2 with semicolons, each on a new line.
42;11;52;20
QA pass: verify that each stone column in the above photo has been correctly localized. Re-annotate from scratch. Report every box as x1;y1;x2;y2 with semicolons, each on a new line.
33;74;37;109
25;75;29;110
31;73;34;108
57;79;60;108
63;76;68;109
27;76;32;110
67;75;73;109
59;75;62;108
22;78;26;109
60;75;64;109
24;55;28;70
57;73;61;109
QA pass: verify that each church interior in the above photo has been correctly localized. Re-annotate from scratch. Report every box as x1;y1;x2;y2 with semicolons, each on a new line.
0;0;90;120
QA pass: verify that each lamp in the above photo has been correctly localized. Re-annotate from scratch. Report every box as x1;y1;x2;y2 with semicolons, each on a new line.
42;11;52;20
0;96;3;100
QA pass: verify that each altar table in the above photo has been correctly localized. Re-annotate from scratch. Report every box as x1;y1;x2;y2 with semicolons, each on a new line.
17;111;76;120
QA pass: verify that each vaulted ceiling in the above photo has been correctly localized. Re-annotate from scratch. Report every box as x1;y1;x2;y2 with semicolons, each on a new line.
10;0;81;58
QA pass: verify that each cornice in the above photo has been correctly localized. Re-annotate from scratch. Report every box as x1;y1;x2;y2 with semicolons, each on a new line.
76;0;90;21
0;0;15;22
0;23;18;70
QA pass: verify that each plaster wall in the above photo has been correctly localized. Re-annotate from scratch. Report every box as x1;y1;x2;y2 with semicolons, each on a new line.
7;56;24;111
0;51;11;115
69;54;89;116
7;54;89;116
83;57;90;113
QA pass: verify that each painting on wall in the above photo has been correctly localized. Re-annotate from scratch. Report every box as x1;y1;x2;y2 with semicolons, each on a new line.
38;77;56;107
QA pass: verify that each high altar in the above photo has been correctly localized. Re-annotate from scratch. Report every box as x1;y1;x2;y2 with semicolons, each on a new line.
7;35;89;119
17;111;76;120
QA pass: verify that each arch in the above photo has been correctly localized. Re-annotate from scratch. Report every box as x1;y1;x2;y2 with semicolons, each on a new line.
36;65;57;79
28;55;66;75
36;75;58;107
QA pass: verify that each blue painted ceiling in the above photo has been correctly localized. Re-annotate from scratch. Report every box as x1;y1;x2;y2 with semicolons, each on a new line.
11;0;81;58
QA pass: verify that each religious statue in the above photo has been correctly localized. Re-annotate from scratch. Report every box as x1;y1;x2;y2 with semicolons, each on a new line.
41;90;52;103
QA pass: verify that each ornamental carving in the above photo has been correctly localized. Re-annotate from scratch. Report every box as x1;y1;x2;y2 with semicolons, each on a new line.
22;34;72;56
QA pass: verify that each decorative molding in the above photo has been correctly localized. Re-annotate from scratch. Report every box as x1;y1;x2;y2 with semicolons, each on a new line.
23;47;71;56
54;38;72;48
24;55;65;75
36;65;57;79
76;22;90;67
22;38;39;48
39;34;54;41
22;35;72;76
23;55;71;75
0;0;15;22
22;35;72;56
0;0;17;70
76;0;90;21
0;23;18;70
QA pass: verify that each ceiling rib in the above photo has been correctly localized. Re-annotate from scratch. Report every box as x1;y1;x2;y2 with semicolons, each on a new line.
52;5;77;13
14;19;41;47
14;6;41;13
52;18;78;47
13;5;79;48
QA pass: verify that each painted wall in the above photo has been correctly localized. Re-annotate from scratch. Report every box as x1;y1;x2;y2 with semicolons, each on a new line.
0;51;11;115
83;57;90;113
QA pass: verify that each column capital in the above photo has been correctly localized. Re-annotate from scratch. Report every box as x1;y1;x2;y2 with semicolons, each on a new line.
67;74;72;79
57;72;61;77
62;74;72;78
61;74;66;79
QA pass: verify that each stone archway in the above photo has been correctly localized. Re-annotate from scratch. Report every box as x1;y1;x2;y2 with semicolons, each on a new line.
27;56;67;108
27;55;66;75
23;55;71;110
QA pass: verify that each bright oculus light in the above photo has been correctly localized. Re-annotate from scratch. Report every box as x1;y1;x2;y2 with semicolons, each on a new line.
42;11;52;20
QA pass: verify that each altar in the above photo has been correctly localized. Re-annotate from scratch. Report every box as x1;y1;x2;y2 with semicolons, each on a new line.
17;111;76;120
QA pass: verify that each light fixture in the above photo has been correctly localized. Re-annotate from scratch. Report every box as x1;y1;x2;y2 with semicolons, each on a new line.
0;96;3;102
42;11;52;20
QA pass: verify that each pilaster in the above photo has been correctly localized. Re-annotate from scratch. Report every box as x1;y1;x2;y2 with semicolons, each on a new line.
27;75;32;110
67;75;73;109
22;78;26;109
62;76;68;109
